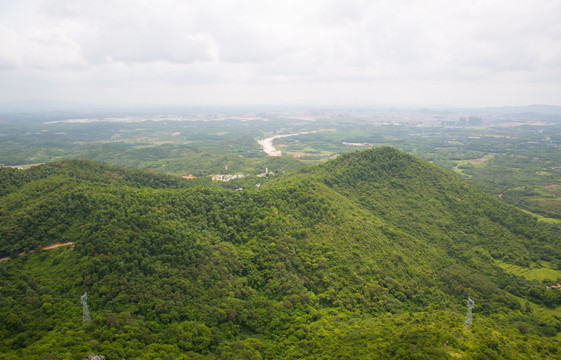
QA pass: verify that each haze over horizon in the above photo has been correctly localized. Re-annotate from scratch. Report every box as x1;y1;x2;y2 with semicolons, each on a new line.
1;0;561;108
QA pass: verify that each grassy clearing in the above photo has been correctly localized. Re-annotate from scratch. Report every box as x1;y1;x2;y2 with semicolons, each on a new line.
518;208;561;224
460;155;493;165
496;260;561;281
452;167;472;177
452;155;494;177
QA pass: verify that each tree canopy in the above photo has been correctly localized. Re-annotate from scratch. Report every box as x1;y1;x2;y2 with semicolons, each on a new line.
1;147;561;359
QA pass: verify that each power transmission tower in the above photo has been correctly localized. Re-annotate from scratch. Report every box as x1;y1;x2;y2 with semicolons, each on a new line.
464;296;474;327
81;292;91;324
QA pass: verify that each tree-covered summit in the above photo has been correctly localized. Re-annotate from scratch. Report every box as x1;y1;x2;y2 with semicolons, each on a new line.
0;159;195;197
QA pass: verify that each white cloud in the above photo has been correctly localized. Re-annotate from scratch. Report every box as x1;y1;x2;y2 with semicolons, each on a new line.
0;0;561;106
0;25;22;68
0;19;85;69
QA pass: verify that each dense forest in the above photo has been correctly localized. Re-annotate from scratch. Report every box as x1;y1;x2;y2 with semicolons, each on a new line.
1;147;561;359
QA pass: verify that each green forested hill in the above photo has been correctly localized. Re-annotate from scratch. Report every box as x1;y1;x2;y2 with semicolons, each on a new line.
1;148;561;359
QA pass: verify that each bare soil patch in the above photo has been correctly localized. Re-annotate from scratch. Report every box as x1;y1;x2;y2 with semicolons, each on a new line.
0;242;74;262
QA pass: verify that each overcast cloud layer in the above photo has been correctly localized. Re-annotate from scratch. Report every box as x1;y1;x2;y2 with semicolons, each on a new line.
1;0;560;107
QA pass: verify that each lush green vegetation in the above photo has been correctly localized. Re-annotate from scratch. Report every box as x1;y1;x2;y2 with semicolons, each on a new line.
2;148;561;359
2;110;560;221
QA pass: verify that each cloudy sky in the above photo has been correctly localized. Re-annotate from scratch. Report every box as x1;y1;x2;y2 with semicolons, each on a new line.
1;0;560;108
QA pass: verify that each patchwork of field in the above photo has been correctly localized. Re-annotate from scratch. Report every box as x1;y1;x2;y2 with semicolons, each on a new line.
496;260;561;282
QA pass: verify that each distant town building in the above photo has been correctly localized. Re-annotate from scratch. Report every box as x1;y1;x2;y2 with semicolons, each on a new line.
211;174;245;181
441;120;457;126
342;142;373;147
441;116;483;127
257;168;274;178
468;116;482;126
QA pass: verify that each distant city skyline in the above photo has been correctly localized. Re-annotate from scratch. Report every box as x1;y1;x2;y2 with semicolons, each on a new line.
1;0;561;108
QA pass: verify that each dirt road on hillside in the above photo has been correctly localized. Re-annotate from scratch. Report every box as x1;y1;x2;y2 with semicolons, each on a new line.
0;242;74;261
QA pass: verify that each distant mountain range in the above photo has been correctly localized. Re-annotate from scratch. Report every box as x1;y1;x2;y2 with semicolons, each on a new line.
477;104;561;115
1;99;561;115
0;99;99;112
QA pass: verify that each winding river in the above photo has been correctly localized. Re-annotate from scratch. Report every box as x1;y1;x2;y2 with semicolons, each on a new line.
257;129;335;156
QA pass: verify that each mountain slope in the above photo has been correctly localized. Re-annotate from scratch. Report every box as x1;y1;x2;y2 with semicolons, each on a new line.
314;147;557;263
1;148;561;359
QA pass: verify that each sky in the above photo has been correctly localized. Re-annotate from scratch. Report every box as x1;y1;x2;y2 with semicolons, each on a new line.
1;0;561;108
